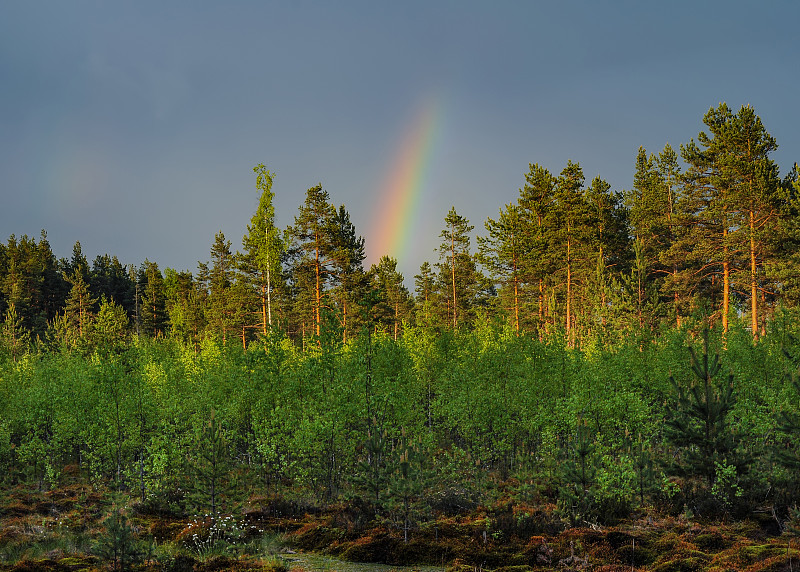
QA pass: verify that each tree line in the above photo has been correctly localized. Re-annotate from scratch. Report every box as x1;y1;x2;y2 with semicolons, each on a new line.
1;104;798;353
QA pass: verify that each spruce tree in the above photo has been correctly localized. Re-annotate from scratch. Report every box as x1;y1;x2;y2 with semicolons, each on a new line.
205;232;239;345
138;260;167;338
64;266;96;343
329;205;368;342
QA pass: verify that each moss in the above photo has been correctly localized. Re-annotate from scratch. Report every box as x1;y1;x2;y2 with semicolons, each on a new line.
56;556;92;567
694;532;730;552
338;532;398;563
260;555;289;572
616;543;656;567
652;555;710;572
736;544;784;566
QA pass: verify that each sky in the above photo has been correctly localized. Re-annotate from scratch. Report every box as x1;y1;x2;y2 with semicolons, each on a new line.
2;1;799;288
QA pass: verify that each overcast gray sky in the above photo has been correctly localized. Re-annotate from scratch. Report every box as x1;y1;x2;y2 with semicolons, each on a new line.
2;1;798;285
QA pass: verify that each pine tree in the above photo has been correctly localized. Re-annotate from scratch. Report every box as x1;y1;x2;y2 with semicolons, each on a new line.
386;429;428;543
773;355;800;487
287;185;337;339
413;261;436;326
774;167;800;307
678;104;780;333
353;418;390;511
371;256;413;340
187;411;237;519
664;329;741;487
559;420;598;525
550;162;595;342
725;106;781;337
437;207;482;329
584;175;630;331
517;163;558;329
478;204;526;331
96;500;143;571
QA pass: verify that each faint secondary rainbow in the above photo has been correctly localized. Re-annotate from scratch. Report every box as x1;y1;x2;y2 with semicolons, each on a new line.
369;96;443;266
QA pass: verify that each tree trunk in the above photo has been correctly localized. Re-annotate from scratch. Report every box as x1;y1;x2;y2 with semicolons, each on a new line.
722;228;729;334
750;210;758;338
315;241;321;338
566;236;572;342
514;273;520;332
451;231;457;329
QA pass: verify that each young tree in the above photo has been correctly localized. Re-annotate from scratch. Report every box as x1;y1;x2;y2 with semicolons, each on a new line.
664;330;741;487
187;411;236;519
1;303;30;361
164;268;206;348
386;430;428;543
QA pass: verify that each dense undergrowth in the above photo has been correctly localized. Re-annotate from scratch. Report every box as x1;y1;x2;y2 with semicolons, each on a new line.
2;314;800;570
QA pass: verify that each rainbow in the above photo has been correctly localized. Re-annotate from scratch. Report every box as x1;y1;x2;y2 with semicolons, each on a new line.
369;96;443;266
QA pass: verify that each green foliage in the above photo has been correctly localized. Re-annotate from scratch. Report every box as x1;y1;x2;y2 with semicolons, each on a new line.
186;410;238;518
558;420;598;525
95;500;144;571
385;428;429;543
352;418;390;509
664;329;741;487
